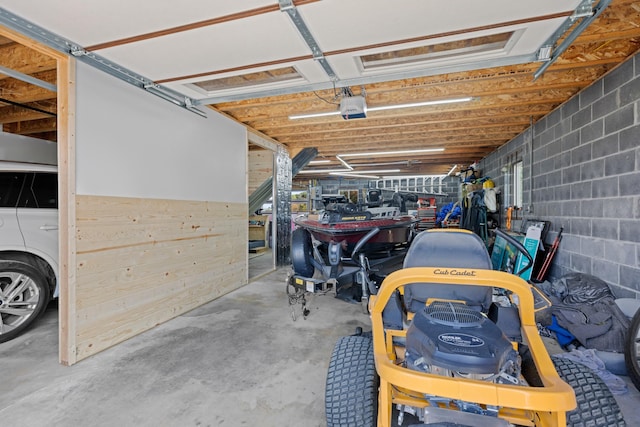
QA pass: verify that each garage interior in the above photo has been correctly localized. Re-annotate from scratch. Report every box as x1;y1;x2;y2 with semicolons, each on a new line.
1;0;640;425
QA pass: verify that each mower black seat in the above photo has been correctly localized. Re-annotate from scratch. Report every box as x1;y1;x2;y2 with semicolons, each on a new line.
402;229;493;312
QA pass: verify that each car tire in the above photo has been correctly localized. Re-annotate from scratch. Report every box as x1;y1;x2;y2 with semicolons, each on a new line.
0;258;50;343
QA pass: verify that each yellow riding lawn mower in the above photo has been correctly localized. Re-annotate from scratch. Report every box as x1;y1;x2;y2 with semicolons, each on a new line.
325;229;625;427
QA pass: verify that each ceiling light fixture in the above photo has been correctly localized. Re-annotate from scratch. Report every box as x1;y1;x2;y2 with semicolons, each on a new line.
336;155;354;170
309;159;331;164
339;148;444;158
330;172;380;179
298;168;351;174
288;96;473;120
289;110;341;120
368;97;473;112
338;169;401;174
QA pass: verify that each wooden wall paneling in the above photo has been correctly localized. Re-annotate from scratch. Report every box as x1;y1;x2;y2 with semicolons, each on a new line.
248;148;274;195
74;195;246;361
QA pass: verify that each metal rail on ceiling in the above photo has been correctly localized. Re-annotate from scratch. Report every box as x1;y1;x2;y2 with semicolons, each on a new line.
534;0;611;80
0;7;207;117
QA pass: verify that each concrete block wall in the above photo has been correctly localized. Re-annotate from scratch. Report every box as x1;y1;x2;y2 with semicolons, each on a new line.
480;53;640;298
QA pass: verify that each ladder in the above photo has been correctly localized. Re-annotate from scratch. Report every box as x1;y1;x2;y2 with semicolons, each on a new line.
374;175;447;196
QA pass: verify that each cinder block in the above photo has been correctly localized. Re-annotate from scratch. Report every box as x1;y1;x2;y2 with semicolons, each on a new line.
572;107;592;131
563;165;581;184
572;181;592;200
570;218;592;236
562;200;580;217
593;92;618;120
604;239;637;266
592;176;619;198
619;219;640;243
580;119;604;144
619;124;640;151
581;237;604;257
620;265;640;291
604;59;634;94
605;151;635;176
591;259;619;284
571;253;592;274
562;130;581;151
605;103;634;135
580;159;604;180
592;219;619;239
571;143;592;164
581;199;604;218
592;134;619;159
619;173;640;196
562;96;579;119
580;79;603;108
620;77;640;107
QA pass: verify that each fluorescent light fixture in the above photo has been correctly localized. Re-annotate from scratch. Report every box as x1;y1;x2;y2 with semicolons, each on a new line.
330;172;380;179
289;97;472;120
339;148;444;158
309;159;331;164
289;110;340;120
338;169;401;174
335;155;354;170
298;168;351;174
446;164;458;176
367;97;472;112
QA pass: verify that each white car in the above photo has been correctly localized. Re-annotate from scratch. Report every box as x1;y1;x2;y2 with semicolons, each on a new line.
0;161;58;342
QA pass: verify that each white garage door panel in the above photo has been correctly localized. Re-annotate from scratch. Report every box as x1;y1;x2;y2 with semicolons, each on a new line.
75;62;247;203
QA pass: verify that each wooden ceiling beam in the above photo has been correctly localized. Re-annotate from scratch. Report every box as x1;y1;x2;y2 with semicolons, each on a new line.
0;43;57;77
0;103;56;123
3;117;57;135
0;69;57;103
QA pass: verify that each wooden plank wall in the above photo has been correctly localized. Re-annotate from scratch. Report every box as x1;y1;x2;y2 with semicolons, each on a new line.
248;148;273;195
74;195;247;361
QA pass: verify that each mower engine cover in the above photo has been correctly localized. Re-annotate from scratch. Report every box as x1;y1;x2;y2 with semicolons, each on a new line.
406;301;518;375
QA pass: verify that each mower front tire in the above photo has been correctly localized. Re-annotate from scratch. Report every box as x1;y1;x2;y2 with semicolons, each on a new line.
552;356;625;427
325;335;378;427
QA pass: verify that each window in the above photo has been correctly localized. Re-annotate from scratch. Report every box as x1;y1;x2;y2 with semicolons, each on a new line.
339;189;359;204
512;161;523;208
360;32;514;71
19;173;58;209
0;172;26;208
191;66;302;92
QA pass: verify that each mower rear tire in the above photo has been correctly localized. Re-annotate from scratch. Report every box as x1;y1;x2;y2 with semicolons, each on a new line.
325;335;378;427
291;227;314;277
624;307;640;392
552;356;625;427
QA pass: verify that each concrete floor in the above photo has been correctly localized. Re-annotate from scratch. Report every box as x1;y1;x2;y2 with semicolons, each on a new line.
2;267;639;426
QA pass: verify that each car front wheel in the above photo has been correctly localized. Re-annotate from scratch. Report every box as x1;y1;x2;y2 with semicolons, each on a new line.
0;259;50;343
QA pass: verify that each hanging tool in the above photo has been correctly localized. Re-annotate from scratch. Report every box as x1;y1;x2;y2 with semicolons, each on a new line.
536;227;563;282
506;206;513;231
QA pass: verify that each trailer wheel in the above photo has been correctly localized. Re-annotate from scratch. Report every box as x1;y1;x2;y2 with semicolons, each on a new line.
325;335;378;427
552;356;625;427
291;227;314;277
